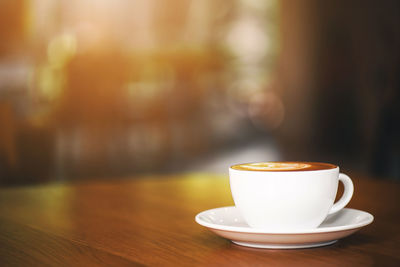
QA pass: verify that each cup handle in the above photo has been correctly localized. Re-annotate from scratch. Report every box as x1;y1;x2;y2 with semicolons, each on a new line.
328;173;354;215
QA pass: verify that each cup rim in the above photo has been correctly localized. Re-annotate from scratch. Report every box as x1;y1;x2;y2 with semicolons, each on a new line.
229;161;338;173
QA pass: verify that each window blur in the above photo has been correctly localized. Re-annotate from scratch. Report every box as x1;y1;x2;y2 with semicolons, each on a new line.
0;0;280;184
0;0;399;185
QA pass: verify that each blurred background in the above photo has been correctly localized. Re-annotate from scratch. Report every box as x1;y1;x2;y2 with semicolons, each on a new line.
0;0;399;185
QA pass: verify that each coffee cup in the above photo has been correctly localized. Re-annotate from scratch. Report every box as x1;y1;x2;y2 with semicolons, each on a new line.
229;162;354;230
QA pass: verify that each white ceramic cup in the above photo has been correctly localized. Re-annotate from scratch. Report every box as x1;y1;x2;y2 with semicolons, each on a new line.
229;162;354;230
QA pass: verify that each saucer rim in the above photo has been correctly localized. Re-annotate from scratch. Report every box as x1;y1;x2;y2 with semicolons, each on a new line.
195;206;374;234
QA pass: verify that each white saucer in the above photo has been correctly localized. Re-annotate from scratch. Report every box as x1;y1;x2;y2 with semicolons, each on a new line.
195;206;373;249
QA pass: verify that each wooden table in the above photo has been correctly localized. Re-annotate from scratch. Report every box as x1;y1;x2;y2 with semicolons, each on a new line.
0;173;399;266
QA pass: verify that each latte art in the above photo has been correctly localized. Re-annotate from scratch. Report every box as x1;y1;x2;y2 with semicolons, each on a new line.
231;162;336;172
236;162;311;171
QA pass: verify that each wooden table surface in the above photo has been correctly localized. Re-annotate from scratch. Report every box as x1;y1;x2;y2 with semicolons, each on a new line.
0;173;399;266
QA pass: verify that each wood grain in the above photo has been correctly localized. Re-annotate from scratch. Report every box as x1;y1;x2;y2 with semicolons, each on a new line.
0;173;399;266
0;217;141;266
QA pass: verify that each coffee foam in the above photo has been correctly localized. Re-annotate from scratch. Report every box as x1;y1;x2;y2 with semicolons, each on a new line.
231;162;336;172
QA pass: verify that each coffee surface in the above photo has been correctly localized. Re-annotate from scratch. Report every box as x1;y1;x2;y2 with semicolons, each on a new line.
231;162;336;171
